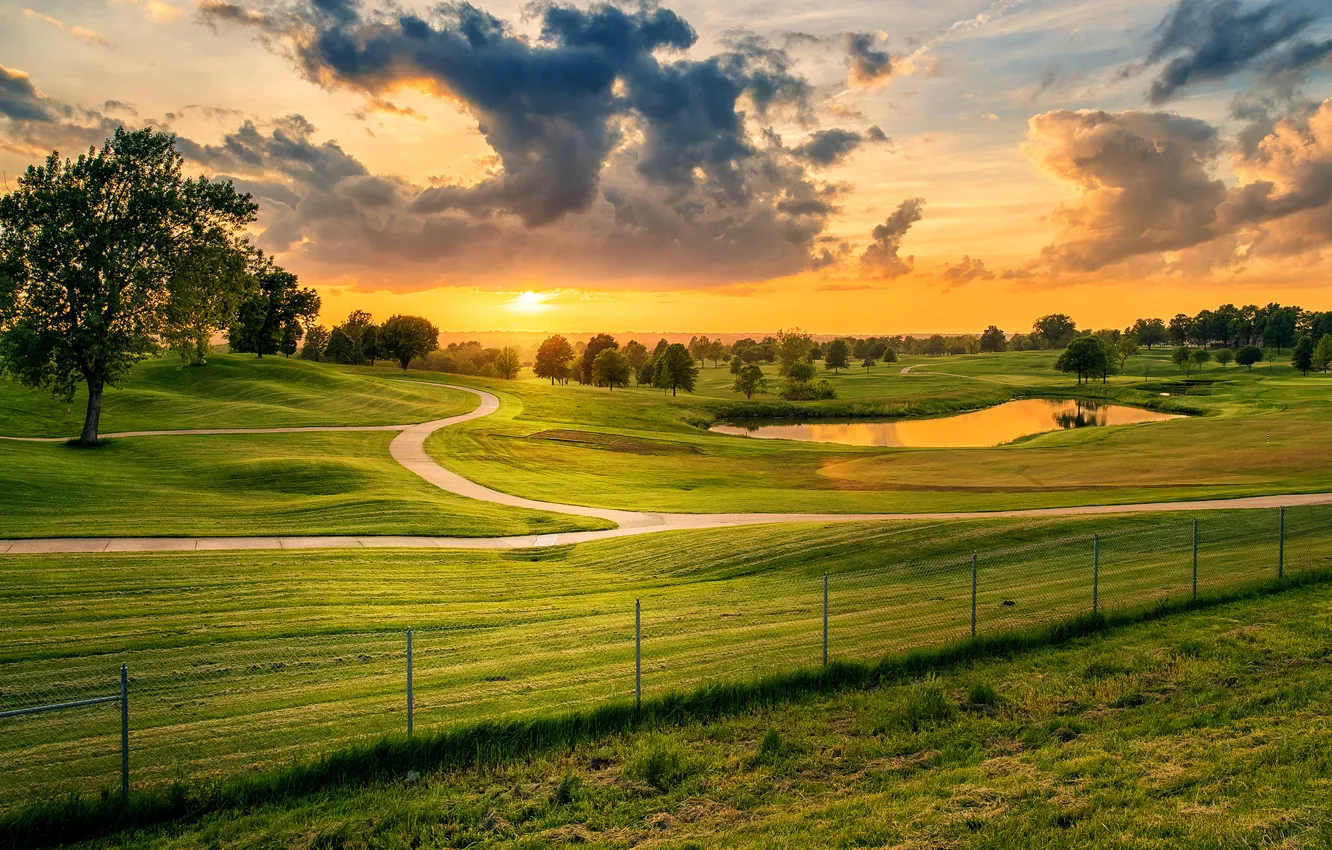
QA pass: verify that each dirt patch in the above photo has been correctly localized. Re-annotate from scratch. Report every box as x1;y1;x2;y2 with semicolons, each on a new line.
526;429;700;455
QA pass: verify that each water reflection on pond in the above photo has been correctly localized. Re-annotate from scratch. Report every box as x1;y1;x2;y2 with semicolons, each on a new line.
709;399;1182;448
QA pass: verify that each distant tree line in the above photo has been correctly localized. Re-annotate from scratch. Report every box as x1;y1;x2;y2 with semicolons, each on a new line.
299;310;447;372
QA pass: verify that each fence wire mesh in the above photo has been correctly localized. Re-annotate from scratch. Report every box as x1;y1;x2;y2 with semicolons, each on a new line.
3;505;1331;814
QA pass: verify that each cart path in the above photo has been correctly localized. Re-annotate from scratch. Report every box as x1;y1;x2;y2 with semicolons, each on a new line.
3;381;1331;554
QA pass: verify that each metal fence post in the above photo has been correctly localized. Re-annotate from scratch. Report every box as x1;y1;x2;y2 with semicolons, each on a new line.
1192;519;1198;601
1092;534;1099;615
120;663;129;802
822;573;829;667
634;599;642;709
406;628;413;738
970;553;977;637
1279;506;1285;579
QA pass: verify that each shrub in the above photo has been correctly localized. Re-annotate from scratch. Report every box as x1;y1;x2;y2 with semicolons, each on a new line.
780;379;837;401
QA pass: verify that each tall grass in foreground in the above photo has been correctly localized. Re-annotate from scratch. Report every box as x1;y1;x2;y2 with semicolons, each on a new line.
5;561;1332;849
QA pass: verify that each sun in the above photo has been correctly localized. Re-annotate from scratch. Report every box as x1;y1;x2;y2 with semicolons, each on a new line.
510;290;550;313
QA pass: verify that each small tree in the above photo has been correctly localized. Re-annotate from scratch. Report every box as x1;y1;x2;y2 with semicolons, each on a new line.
228;253;320;359
361;324;381;366
300;325;330;361
1055;336;1108;384
379;314;439;370
1172;346;1192;376
0;128;257;444
591;348;630;389
1033;314;1077;349
324;328;357;364
578;333;618;385
775;328;813;376
1313;334;1332;373
1131;317;1168;349
862;356;875;370
688;335;710;366
705;339;726;367
882;348;898;364
495;346;522;379
535;335;575;385
1236;345;1262;370
729;354;744;375
1115;336;1137;371
652;343;698;396
623;340;649;383
979;325;1007;353
731;363;768;399
1191;348;1210;371
1215;348;1234;368
1292;336;1315;375
825;339;850;372
162;239;253;366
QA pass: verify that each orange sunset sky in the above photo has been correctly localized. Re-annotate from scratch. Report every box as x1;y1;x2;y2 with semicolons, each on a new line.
2;0;1330;333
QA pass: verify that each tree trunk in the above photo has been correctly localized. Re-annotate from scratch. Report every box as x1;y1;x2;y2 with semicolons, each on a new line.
80;380;104;446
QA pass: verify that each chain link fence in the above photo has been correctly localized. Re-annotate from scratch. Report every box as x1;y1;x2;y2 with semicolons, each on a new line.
2;505;1330;814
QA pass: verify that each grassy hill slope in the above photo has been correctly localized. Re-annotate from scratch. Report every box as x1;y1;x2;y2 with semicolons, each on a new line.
62;575;1332;849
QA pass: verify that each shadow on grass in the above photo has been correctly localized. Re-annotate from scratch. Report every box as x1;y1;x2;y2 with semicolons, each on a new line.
6;566;1329;849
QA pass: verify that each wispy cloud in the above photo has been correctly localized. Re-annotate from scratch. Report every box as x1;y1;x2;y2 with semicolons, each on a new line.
23;9;111;47
900;0;1035;73
111;0;180;23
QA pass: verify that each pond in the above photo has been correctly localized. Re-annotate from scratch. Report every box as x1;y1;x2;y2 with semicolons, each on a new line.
709;399;1183;448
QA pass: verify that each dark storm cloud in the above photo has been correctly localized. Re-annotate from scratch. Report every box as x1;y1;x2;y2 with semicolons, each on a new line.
792;126;888;166
0;66;53;122
1142;0;1332;104
202;1;816;228
189;0;872;284
845;32;895;86
861;197;924;278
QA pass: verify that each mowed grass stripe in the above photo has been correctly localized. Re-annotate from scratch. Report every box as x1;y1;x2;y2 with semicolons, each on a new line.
2;510;1327;812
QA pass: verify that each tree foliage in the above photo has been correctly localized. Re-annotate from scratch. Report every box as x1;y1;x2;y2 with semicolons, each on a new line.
579;333;618;385
1054;336;1110;384
1033;314;1077;349
227;252;320;359
1292;336;1315;375
592;347;631;389
300;325;330;361
534;335;575;384
652;343;698;396
731;363;768;399
979;325;1007;353
494;346;522;379
1313;334;1332;374
1236;345;1263;369
824;339;850;372
379;314;439;370
0;127;257;444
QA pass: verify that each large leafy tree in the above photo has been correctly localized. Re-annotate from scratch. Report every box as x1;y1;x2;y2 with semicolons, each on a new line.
162;238;254;366
824;339;850;372
1054;336;1109;384
979;325;1007;353
0;128;257;444
1292;336;1315;375
578;333;618;384
592;348;631;389
379;314;439;370
534;334;575;384
227;251;320;359
652;343;698;396
1033;314;1077;349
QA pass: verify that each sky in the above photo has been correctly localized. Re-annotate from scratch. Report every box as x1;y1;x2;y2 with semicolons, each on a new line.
1;0;1331;334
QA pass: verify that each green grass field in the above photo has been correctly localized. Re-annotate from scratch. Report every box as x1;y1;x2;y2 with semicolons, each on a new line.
3;505;1327;820
75;578;1332;849
423;350;1332;513
0;353;608;538
0;431;609;538
0;354;467;436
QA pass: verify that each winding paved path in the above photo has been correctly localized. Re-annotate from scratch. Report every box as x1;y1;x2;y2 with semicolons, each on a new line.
3;381;1331;554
